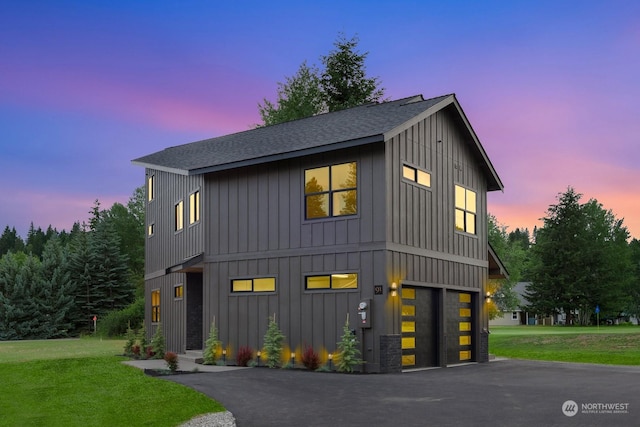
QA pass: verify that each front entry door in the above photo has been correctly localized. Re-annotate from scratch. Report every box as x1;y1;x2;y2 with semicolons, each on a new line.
185;272;203;350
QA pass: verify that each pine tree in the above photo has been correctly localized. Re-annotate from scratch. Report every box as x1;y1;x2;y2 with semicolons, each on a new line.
336;313;363;373
203;318;220;365
263;314;285;368
38;238;74;337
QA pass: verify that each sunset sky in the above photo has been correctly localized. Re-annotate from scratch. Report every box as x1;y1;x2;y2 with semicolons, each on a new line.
1;1;639;240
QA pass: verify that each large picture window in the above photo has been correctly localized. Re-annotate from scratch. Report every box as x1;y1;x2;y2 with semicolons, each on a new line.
455;185;476;234
151;289;160;322
231;277;276;293
306;273;358;290
304;162;357;219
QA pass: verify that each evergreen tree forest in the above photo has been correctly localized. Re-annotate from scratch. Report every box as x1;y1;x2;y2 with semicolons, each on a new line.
0;187;144;339
489;187;640;325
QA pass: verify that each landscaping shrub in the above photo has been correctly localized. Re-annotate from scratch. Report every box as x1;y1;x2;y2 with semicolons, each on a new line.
203;319;220;365
336;315;363;373
97;298;144;337
235;345;254;367
123;324;137;356
151;323;166;359
263;314;285;368
301;344;320;370
164;351;179;372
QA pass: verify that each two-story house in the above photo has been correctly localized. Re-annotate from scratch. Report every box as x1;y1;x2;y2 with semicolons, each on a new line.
132;93;506;373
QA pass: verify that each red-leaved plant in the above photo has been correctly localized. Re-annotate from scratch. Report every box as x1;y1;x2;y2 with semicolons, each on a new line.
301;344;320;370
164;351;179;372
236;345;254;367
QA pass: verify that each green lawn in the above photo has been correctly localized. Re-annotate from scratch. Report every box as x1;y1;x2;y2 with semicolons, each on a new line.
0;338;224;427
489;325;640;365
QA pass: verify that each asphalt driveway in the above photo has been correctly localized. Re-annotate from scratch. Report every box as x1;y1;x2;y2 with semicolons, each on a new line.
165;359;640;427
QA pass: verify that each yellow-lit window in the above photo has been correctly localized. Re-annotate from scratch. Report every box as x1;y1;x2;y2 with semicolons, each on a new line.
402;321;416;333
402;337;416;349
402;305;416;316
147;175;155;202
151;289;160;323
459;293;471;303
459;322;471;332
402;164;431;187
459;336;471;346
175;200;184;231
174;285;183;299
402;354;416;366
460;308;471;317
305;162;357;219
455;185;476;234
189;191;200;224
147;223;154;237
305;273;358;290
231;278;276;293
401;288;416;299
459;350;471;361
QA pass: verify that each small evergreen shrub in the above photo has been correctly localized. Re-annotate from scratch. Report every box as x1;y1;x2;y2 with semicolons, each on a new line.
336;315;363;373
164;351;179;372
263;314;285;368
301;344;320;370
123;324;137;356
236;346;254;367
150;323;166;359
132;344;141;358
137;327;147;358
203;319;220;365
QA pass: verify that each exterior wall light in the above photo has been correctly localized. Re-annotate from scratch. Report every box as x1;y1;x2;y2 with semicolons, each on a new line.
484;292;492;303
390;282;398;297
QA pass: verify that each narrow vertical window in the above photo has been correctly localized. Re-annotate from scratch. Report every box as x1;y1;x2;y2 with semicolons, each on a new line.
175;200;184;231
174;284;184;299
189;191;200;224
147;223;155;237
147;175;155;202
151;289;160;322
455;185;476;234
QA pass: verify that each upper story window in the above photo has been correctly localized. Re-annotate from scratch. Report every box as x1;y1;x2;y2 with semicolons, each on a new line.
147;223;155;237
151;289;160;322
306;273;358;290
231;277;276;293
402;164;431;187
147;175;155;202
175;200;184;231
304;162;357;219
455;185;476;234
189;190;200;225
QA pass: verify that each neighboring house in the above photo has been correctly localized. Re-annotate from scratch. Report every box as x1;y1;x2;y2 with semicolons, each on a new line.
490;282;555;326
132;94;506;372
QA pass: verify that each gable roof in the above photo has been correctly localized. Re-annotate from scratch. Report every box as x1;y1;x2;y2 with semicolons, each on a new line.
132;94;503;191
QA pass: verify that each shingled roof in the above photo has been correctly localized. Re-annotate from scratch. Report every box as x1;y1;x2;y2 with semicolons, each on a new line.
132;94;503;191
